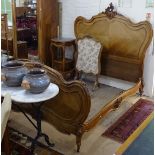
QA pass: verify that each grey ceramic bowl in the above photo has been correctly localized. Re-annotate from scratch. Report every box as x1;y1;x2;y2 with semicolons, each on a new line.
21;68;50;94
2;61;27;87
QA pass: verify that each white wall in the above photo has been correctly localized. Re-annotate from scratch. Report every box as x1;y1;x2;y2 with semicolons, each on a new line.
59;0;154;97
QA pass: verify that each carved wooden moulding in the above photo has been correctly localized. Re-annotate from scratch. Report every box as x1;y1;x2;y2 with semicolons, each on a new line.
104;2;117;19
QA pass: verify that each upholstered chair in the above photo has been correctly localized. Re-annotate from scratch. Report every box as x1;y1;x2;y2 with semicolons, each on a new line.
76;37;102;90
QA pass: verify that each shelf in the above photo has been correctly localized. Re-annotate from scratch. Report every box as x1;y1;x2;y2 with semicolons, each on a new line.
53;60;74;73
17;28;31;31
26;15;37;18
31;8;36;10
54;58;73;64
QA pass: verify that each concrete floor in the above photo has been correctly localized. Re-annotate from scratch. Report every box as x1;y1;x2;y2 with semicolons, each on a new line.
9;94;153;155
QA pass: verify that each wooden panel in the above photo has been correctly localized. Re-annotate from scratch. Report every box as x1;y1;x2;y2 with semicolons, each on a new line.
38;0;58;64
74;13;153;82
17;41;28;59
101;55;141;82
42;65;91;134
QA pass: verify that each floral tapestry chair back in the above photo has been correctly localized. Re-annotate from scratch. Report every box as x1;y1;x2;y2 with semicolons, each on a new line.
76;37;102;90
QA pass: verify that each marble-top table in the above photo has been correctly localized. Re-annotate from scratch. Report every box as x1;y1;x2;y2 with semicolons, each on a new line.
1;82;59;153
1;83;59;103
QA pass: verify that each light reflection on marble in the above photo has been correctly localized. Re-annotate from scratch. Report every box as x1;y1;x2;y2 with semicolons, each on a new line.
1;83;59;103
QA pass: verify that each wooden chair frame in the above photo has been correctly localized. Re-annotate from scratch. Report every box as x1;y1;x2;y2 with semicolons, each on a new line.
75;36;103;90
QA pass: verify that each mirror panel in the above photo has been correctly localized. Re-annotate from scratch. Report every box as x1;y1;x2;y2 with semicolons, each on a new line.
12;0;38;60
2;0;58;64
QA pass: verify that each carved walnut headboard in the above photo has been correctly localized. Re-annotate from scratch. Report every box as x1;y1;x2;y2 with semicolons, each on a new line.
74;4;153;82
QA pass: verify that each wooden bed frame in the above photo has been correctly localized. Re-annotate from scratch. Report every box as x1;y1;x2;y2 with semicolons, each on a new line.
13;3;153;153
74;4;153;83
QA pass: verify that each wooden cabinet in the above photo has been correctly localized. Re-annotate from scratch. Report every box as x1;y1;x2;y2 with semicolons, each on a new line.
50;38;76;79
12;0;58;63
37;0;58;64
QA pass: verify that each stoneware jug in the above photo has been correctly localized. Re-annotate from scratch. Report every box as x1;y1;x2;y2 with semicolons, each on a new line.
21;68;50;94
1;61;27;87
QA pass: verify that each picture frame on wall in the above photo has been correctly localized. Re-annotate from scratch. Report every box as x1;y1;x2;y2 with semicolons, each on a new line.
146;0;153;8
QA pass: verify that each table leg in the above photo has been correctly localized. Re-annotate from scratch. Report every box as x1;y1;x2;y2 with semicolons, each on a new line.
30;103;54;154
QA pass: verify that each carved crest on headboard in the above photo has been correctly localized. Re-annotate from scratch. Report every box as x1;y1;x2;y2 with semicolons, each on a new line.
105;3;117;19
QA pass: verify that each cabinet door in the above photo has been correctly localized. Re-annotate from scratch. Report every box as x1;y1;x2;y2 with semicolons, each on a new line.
38;0;58;64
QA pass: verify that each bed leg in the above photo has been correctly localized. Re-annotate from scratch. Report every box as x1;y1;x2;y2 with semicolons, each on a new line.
139;79;144;96
76;132;83;152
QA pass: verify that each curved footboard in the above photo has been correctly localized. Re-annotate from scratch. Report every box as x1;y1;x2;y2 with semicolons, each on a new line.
41;65;91;135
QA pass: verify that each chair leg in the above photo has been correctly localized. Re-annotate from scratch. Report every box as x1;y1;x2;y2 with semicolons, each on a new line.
93;74;100;91
75;70;82;80
76;132;83;152
75;69;79;80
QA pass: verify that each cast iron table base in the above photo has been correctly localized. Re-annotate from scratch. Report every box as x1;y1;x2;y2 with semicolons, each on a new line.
15;102;54;154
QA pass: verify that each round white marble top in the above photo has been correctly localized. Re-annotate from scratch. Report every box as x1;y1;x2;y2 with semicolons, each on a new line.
1;83;59;103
